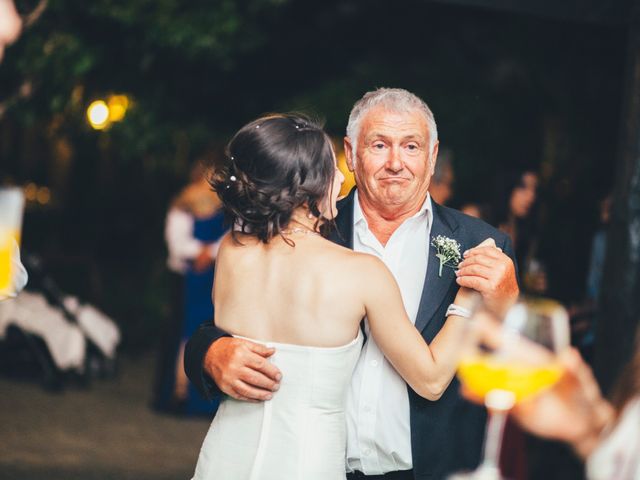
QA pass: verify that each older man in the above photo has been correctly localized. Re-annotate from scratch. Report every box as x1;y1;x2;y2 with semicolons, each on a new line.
184;88;518;479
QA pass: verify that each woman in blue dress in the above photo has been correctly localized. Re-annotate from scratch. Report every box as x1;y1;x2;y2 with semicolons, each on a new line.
156;163;226;415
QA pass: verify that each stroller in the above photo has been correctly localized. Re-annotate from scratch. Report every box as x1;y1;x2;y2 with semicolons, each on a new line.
0;253;120;390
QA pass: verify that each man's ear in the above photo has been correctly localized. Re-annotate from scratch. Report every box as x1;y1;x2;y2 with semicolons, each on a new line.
344;137;355;172
429;140;440;176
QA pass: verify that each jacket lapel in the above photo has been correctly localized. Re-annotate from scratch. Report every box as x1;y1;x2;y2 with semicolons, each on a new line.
414;202;460;334
328;189;355;249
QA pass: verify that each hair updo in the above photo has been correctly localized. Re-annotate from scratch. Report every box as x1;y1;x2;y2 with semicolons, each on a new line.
210;113;336;243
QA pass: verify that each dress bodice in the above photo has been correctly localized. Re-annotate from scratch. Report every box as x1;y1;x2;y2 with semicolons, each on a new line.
192;331;363;480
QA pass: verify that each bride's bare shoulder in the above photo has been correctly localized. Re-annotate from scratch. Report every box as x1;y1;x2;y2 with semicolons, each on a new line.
328;244;387;276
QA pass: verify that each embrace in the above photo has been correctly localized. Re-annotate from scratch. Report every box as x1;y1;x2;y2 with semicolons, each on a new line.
184;88;519;480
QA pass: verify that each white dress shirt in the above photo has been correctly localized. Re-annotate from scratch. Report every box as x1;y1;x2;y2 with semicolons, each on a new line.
346;192;433;475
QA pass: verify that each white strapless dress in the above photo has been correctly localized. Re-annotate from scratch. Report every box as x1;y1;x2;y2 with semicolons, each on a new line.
192;331;363;480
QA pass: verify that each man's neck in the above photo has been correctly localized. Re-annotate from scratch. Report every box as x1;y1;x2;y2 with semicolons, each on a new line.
358;193;428;247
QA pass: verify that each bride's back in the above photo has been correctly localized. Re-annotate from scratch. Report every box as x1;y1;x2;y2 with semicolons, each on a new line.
205;113;365;348
213;233;364;347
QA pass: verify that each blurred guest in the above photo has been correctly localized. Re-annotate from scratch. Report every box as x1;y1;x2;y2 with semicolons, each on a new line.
570;194;613;358
461;202;491;220
154;162;225;415
428;148;454;205
0;238;27;301
0;0;21;62
1;2;28;298
489;169;545;480
586;195;612;306
461;203;482;219
493;169;546;294
468;319;640;479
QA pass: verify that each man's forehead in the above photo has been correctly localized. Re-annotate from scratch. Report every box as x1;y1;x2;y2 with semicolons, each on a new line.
360;107;429;140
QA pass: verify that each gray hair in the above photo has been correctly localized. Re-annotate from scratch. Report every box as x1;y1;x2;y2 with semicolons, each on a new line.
346;88;438;158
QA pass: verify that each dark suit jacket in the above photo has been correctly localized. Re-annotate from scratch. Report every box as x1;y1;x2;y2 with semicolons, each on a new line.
184;189;518;480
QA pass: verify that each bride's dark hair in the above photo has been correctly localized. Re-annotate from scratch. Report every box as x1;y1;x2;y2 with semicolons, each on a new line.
210;113;336;243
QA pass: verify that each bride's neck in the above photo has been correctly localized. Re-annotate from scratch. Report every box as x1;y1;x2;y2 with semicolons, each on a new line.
289;208;319;231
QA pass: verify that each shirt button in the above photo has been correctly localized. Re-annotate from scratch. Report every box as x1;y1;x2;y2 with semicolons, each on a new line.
363;406;372;413
364;449;372;456
371;360;379;367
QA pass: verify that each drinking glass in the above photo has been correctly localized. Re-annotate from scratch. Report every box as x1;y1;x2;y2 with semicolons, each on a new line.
448;297;570;480
0;187;25;295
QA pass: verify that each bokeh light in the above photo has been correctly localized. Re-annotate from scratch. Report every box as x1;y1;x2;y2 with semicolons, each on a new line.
36;187;51;205
87;100;110;130
108;95;129;122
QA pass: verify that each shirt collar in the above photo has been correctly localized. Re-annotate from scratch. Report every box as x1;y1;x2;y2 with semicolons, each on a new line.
353;191;433;230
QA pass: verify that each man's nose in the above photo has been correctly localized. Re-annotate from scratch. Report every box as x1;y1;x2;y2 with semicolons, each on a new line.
385;147;403;173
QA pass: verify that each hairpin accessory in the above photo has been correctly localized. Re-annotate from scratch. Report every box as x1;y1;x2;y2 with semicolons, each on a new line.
229;175;237;182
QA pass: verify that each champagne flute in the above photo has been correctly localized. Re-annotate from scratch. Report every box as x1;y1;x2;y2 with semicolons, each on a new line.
448;297;570;480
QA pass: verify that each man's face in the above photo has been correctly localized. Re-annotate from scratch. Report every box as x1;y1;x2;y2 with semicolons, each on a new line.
344;106;437;212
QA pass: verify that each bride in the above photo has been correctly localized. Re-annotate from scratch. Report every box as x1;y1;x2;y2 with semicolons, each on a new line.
191;113;474;480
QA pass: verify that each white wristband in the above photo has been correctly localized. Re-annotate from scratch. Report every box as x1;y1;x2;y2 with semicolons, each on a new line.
446;303;472;319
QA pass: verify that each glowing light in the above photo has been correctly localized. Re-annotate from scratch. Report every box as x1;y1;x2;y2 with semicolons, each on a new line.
87;100;110;130
36;187;51;205
24;182;38;202
108;95;129;122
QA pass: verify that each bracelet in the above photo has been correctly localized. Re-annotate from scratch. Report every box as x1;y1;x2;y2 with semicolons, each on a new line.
446;303;472;319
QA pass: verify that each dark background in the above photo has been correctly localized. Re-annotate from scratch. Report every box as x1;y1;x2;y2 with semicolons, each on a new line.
0;0;628;349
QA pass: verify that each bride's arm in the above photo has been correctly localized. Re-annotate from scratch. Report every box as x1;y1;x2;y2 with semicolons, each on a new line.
360;255;474;401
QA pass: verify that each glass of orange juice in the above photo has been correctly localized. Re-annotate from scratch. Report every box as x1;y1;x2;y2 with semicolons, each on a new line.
0;187;25;296
449;298;570;480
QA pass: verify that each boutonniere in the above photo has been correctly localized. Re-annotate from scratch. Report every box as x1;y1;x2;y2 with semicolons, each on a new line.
431;235;462;277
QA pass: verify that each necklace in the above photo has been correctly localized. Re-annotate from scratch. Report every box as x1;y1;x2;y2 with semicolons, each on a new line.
281;227;321;236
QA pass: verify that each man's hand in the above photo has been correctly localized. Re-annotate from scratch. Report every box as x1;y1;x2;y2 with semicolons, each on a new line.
455;238;519;314
204;337;282;401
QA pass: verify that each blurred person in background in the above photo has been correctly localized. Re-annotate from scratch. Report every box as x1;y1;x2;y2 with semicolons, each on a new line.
0;2;27;299
0;0;21;62
461;202;490;220
570;193;613;360
153;161;225;415
428;148;454;205
465;316;640;479
490;169;544;479
493;169;547;294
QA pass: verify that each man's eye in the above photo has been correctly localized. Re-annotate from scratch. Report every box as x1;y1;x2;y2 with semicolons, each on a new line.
373;143;385;149
406;144;418;150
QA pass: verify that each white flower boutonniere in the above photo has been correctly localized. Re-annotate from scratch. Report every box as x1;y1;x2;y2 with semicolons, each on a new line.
431;235;462;277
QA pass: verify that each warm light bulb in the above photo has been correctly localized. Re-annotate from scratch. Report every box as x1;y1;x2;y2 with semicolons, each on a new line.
87;100;110;130
108;95;129;122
